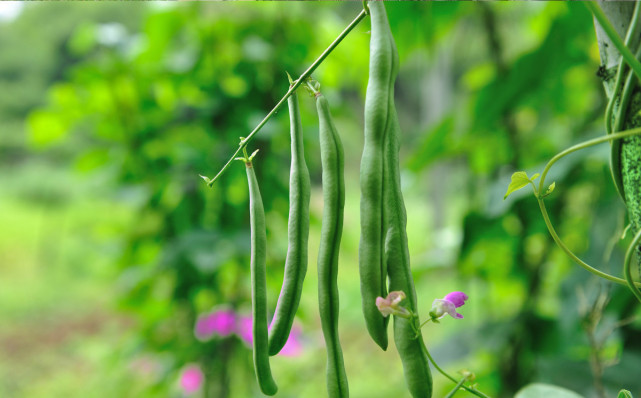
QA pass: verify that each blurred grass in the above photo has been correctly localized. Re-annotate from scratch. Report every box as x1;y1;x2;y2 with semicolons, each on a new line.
0;161;143;397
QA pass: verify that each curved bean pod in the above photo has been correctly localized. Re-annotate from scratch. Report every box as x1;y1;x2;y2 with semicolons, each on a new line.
268;88;311;356
243;154;278;396
368;2;433;396
314;89;349;398
359;0;398;351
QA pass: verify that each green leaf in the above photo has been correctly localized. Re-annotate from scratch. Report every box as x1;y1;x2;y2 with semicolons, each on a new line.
515;383;584;398
504;171;533;200
618;390;633;398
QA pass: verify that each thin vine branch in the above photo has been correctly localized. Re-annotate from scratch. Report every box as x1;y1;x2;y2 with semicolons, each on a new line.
535;127;641;289
204;8;368;187
624;228;641;302
443;377;468;398
422;343;490;398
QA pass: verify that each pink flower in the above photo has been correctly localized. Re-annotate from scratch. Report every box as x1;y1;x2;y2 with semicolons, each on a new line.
180;364;204;395
195;308;236;339
194;308;305;356
279;325;303;357
430;291;468;320
375;291;411;318
237;315;253;345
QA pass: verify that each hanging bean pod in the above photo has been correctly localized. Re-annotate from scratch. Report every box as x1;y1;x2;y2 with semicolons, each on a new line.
312;86;349;398
268;87;311;356
241;150;278;396
366;2;433;396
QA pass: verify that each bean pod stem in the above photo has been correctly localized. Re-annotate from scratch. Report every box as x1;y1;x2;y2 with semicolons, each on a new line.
268;87;311;356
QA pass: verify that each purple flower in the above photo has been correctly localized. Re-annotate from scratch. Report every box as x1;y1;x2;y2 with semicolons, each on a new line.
430;291;468;320
444;291;468;308
375;291;411;318
180;364;204;395
195;308;236;339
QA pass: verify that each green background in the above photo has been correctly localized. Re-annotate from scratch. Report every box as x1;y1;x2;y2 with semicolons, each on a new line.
1;2;640;397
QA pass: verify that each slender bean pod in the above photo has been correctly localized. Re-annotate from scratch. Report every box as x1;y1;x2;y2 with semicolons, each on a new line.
312;87;349;398
368;2;433;396
268;88;311;356
359;0;397;351
241;151;278;396
384;106;433;398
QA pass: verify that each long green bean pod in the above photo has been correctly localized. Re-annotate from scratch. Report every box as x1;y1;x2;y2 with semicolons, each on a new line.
268;87;311;356
240;150;278;396
359;0;396;351
311;86;349;398
369;2;433;396
384;106;433;398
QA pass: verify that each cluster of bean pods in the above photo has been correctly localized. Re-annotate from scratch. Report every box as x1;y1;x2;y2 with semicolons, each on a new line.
239;79;349;396
236;2;431;397
359;2;433;397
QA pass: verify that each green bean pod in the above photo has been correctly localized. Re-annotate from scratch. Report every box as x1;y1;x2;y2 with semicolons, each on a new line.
384;106;433;398
268;89;311;356
244;156;278;396
314;90;349;398
368;2;433;396
359;0;398;351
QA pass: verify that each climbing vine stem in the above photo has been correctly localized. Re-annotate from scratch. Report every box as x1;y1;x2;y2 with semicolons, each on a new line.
534;127;641;292
624;228;641;302
204;8;368;187
422;345;490;398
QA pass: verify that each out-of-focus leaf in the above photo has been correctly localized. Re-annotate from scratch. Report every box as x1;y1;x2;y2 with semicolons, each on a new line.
617;390;633;398
68;22;97;56
27;110;69;147
407;115;455;171
515;383;584;398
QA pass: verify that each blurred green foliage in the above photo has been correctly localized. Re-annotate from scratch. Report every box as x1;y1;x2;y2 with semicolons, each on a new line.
2;2;641;398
